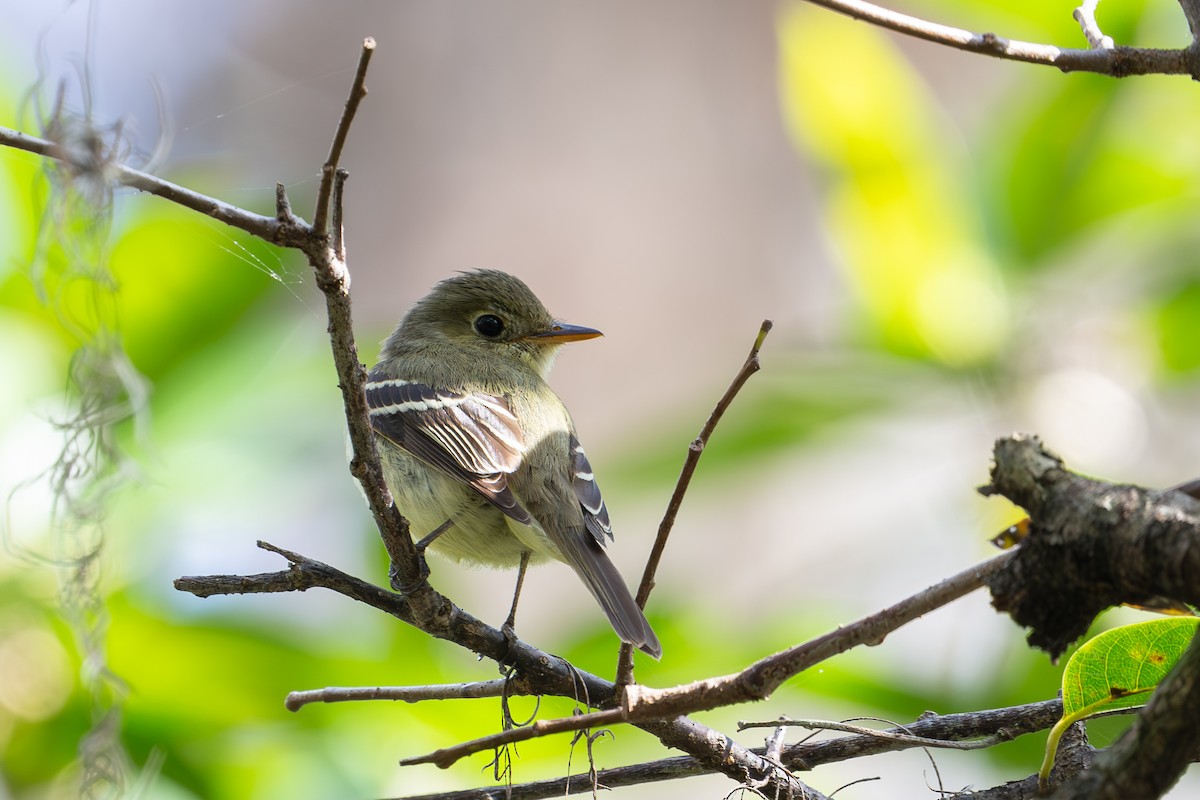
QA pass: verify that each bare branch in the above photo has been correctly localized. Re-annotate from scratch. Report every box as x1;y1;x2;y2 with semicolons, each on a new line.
739;717;1013;751
394;699;1069;800
982;434;1200;657
174;542;620;706
0;125;303;244
619;551;1013;722
313;37;374;236
400;708;627;769
802;0;1200;79
285;679;511;712
617;320;772;683
1181;0;1200;40
1074;1;1114;49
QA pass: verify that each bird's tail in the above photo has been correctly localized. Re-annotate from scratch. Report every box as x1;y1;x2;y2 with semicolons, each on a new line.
557;533;662;659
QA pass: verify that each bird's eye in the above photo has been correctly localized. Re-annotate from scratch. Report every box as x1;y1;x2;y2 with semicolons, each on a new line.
474;314;505;338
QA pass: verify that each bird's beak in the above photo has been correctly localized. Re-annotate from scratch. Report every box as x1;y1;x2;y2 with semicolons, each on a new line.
527;322;603;343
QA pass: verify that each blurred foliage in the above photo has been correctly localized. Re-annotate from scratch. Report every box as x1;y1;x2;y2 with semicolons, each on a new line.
4;1;1200;798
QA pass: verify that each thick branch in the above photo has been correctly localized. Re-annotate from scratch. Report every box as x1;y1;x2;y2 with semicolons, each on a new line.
1181;0;1200;41
982;434;1200;658
803;0;1200;79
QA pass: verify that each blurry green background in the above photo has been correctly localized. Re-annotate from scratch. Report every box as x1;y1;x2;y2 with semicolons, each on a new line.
2;1;1200;798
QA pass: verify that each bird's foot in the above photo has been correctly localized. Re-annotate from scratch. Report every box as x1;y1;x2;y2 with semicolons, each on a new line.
390;519;454;595
388;552;430;595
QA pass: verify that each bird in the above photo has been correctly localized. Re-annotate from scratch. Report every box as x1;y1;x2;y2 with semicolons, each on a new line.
364;269;661;658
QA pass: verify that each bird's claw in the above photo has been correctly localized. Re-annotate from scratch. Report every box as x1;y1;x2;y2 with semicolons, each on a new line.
389;550;431;595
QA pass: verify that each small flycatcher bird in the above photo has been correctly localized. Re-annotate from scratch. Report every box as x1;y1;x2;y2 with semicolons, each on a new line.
365;269;661;658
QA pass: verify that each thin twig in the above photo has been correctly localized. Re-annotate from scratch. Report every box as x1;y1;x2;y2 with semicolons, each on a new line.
286;679;510;711
391;699;1069;800
331;168;349;261
618;550;1015;723
0;125;302;244
313;37;374;237
617;320;772;684
400;708;627;769
174;541;619;707
801;0;1199;78
737;718;1012;751
1073;1;1114;49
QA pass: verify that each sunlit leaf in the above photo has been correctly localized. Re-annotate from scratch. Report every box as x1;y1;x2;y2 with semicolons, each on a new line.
1039;617;1200;786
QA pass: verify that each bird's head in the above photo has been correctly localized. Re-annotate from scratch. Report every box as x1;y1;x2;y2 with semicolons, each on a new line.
384;269;601;378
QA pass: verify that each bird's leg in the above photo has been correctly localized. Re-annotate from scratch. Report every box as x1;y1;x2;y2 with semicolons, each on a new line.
415;518;455;552
390;519;455;595
502;550;532;635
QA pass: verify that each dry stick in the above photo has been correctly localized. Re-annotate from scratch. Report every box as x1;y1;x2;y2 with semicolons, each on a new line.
176;538;1011;796
286;679;511;712
176;541;623;709
393;699;1069;800
616;320;773;685
400;708;628;769
622;549;1016;721
313;37;374;238
738;719;1012;752
398;549;1015;770
801;0;1200;78
0;124;297;244
1073;0;1114;50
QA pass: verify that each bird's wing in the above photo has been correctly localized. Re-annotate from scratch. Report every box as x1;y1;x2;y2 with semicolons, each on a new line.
568;433;613;547
365;375;532;525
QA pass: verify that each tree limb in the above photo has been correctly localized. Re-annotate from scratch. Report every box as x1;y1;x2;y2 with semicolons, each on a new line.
981;434;1200;658
801;0;1200;79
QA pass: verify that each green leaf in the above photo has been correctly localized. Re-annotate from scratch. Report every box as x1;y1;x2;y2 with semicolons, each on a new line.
1039;617;1200;786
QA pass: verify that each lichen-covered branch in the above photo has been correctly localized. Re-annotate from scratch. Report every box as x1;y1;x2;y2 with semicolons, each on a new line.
981;434;1200;658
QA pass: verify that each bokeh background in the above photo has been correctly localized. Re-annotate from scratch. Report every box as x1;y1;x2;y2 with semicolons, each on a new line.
2;1;1200;798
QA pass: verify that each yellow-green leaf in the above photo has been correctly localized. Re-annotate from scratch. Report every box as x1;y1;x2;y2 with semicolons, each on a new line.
1039;617;1200;786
